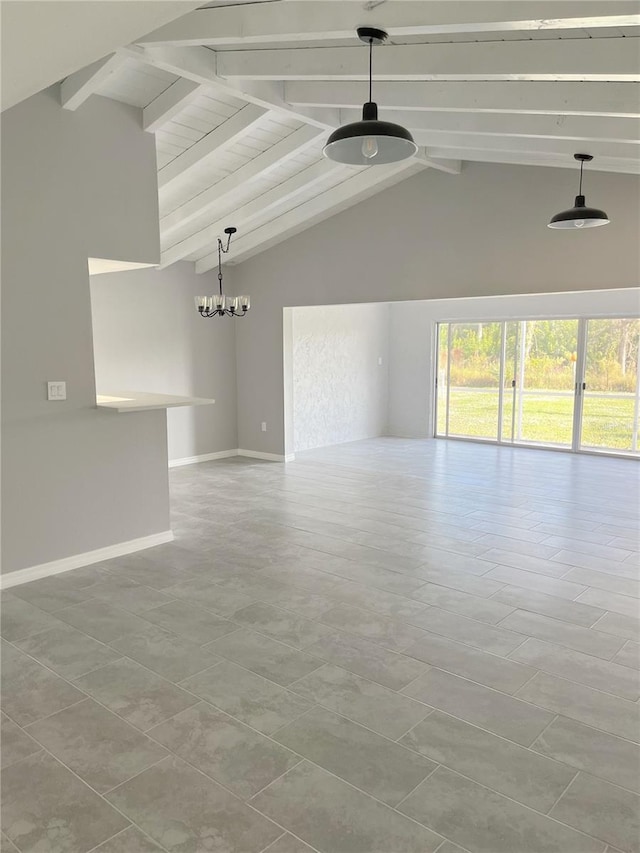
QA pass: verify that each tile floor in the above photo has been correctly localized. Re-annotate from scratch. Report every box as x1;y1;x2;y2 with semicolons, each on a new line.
1;438;639;853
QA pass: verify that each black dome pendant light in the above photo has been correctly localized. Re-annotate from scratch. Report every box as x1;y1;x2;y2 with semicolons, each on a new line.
323;27;418;166
548;153;610;229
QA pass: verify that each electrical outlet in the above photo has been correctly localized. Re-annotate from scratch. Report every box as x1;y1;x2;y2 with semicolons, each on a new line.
261;422;267;432
47;381;67;401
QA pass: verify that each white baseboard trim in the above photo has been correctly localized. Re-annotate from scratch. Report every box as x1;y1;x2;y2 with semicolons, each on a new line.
0;530;175;590
169;449;238;468
238;449;294;463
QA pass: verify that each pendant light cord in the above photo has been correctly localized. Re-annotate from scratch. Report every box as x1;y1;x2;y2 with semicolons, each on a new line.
368;37;373;103
218;238;223;295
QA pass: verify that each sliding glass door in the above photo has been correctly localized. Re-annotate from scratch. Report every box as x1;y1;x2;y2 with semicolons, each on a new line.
436;316;640;457
579;318;640;454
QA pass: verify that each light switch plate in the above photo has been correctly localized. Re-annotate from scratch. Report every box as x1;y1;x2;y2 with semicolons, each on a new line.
47;381;67;401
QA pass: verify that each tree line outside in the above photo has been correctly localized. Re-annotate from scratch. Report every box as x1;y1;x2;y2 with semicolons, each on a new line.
443;319;639;392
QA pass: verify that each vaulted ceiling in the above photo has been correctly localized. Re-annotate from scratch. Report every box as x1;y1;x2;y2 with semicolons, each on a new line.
58;1;639;269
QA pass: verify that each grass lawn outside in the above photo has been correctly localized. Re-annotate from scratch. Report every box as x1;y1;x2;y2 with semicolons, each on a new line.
437;388;638;452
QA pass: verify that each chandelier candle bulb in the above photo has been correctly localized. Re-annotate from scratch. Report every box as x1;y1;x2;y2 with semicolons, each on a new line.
240;296;250;310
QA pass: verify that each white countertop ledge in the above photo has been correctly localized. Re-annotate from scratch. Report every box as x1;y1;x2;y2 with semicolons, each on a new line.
96;392;215;412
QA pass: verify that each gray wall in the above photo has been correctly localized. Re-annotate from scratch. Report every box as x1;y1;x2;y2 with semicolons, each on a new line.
90;262;238;462
290;303;389;451
387;288;640;439
1;89;169;573
232;162;640;456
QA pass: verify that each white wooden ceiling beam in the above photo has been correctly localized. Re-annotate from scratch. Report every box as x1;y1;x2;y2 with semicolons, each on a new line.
139;2;640;47
123;43;338;131
286;81;640;118
157;103;266;191
164;160;341;269
218;38;640;83
409;132;638;161
340;109;640;145
143;77;205;133
414;152;462;175
195;158;426;269
425;147;640;175
160;124;323;237
60;52;128;110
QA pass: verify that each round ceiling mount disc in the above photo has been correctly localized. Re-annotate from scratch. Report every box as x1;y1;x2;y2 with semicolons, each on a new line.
574;153;594;163
356;26;388;45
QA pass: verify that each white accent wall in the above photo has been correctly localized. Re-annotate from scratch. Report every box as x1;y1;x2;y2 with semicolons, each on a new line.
291;303;389;451
90;262;238;463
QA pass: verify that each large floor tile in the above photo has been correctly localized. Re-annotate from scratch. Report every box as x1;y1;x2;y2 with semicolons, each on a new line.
533;715;640;795
180;660;312;735
83;577;175;614
1;752;129;852
260;834;317;853
74;658;198;731
484;566;587;600
8;576;95;613
402;668;553;746
407;584;514;625
517;672;640;743
140;600;237;645
510;638;640;700
577;588;640;619
14;624;121;680
550;773;640;853
1;640;84;726
290;663;431;739
563;568;640;599
206;629;324;686
492;585;605;628
107;755;281;852
409;608;523;655
305;631;428;690
478;547;570;577
414;550;496;577
162;576;257;615
407;566;505;598
594;612;640;642
400;710;574;812
319;603;426;652
273;705;436;806
398;766;605;853
328;582;428;621
500;609;625;660
232;602;332;649
0;713;41;770
26;699;167;793
149;702;300;799
613;641;640;670
0;597;62;641
91;826;165;852
109;623;219;682
53;600;150;643
403;633;535;694
250;760;443;852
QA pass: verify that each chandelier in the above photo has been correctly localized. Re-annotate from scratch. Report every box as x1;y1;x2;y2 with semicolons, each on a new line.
195;227;250;317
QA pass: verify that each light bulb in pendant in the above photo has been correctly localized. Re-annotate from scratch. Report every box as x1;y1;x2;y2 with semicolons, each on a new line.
361;137;378;160
575;219;585;228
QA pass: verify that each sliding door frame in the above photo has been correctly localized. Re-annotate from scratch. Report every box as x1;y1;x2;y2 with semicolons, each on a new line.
434;314;640;460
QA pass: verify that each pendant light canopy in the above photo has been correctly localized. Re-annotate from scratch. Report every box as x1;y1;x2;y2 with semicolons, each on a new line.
548;154;610;229
323;27;418;166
